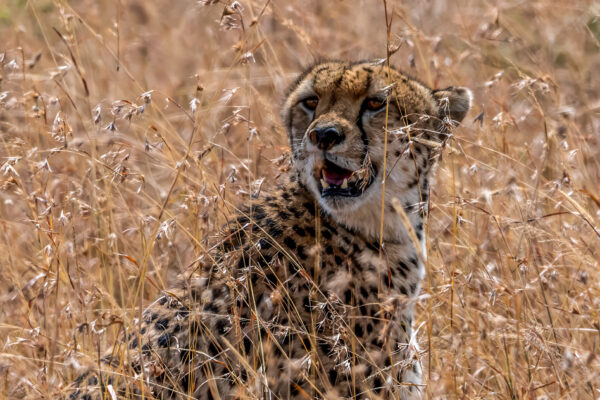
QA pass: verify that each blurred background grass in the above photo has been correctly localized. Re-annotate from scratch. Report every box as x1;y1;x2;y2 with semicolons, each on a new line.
0;0;599;398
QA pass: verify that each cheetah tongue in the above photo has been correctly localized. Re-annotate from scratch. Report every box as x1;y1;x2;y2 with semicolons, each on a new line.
322;161;353;186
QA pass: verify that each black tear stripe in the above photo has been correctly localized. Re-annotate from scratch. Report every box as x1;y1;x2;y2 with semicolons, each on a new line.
287;71;317;151
348;80;387;190
356;74;372;153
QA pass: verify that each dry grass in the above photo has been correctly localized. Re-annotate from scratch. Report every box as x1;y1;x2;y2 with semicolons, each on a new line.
1;0;599;398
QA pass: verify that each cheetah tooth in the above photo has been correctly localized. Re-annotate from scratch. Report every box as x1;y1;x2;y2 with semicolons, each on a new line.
341;179;348;189
320;178;329;188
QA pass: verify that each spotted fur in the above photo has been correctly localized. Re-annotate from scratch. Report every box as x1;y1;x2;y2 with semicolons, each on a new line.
68;60;471;399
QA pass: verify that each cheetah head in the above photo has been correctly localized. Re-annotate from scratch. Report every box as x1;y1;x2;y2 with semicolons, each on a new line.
283;60;471;238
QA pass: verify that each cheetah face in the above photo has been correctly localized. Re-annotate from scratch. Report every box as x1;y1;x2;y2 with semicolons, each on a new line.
283;60;471;218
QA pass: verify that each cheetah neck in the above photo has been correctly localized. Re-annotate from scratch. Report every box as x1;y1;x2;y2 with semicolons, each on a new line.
334;191;425;244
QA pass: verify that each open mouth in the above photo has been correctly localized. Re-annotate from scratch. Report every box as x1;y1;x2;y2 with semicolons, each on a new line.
315;159;375;197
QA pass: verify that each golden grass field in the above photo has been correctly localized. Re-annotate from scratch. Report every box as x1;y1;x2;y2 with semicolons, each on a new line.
1;0;599;398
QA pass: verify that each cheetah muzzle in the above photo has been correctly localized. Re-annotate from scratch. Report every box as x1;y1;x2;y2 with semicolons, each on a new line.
316;157;376;198
68;60;471;400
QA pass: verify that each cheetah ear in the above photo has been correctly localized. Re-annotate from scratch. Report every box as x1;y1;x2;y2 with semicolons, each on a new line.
432;86;472;124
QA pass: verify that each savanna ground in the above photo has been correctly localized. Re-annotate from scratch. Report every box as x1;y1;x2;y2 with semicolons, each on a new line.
0;0;599;398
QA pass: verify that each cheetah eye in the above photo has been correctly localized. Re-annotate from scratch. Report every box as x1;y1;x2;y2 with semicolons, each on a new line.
300;96;319;111
365;97;386;112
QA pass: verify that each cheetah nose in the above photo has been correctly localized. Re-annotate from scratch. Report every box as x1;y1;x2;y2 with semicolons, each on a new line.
309;127;344;151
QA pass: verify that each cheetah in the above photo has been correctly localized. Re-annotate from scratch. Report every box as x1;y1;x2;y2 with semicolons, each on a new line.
68;60;471;399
